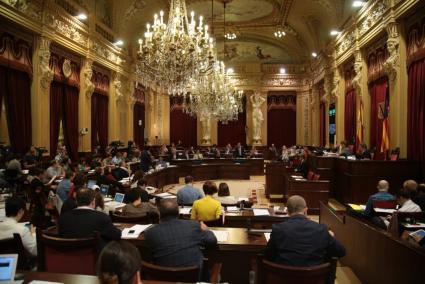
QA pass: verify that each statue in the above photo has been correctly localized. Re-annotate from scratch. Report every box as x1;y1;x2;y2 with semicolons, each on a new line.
39;38;53;90
82;61;95;98
250;92;265;144
114;74;123;100
384;38;399;81
352;59;362;97
200;111;211;145
331;72;340;100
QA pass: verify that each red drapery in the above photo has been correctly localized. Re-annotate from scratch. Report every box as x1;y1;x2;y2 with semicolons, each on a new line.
91;93;109;151
170;109;197;146
218;105;246;146
369;78;388;157
133;103;145;147
267;108;296;147
320;102;326;147
1;67;32;154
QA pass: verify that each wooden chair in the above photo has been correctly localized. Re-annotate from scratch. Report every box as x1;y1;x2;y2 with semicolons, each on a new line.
0;233;32;270
109;211;158;224
140;259;200;282
256;255;337;284
372;200;397;209
36;228;100;275
307;171;315;180
388;211;425;237
313;174;321;181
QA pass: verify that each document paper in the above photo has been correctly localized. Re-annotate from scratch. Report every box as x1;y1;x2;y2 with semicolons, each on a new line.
211;230;229;242
121;224;152;239
253;209;270;216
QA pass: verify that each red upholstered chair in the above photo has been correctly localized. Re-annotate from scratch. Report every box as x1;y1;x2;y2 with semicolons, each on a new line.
36;228;100;275
390;154;398;161
313;174;321;181
307;171;315;180
256;255;337;284
140;259;200;282
372;200;397;210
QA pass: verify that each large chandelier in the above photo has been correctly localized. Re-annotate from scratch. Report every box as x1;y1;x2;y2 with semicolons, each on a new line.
137;0;215;95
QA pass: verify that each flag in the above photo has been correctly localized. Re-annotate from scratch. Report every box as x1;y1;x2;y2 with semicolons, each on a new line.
380;83;390;155
356;98;364;150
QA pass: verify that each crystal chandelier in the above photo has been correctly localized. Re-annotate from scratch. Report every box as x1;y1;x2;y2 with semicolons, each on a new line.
137;0;215;95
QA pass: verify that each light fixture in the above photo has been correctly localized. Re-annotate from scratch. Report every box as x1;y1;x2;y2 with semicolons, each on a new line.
227;68;234;74
280;68;286;74
352;1;366;7
312;52;318;58
114;39;124;46
330;30;340;36
76;13;87;20
274;30;286;38
225;33;237;40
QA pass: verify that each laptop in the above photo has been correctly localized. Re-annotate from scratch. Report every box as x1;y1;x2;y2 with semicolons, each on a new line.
105;193;126;209
87;180;97;189
0;254;17;282
100;184;109;196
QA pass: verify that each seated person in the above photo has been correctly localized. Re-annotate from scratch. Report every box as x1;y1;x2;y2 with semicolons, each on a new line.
59;188;121;244
111;152;123;166
57;170;75;203
95;191;106;213
102;154;113;167
77;158;90;172
97;241;142;284
0;197;37;256
249;146;258;158
46;160;64;180
130;170;145;188
363;180;395;217
337;140;352;156
144;199;217;268
356;143;372;160
265;195;346;266
403;179;418;199
23;147;37;169
210;144;220;158
269;143;278;156
114;161;130;181
156;156;168;168
397;187;422;212
215;182;237;205
30;168;51;229
233;142;244;158
191;181;221;221
177;176;203;205
90;156;102;169
61;175;86;215
6;154;21;172
193;149;203;160
280;145;289;162
413;183;425;211
224;143;232;155
122;188;159;217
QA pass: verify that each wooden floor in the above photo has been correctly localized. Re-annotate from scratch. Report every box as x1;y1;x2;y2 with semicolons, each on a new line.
167;175;362;284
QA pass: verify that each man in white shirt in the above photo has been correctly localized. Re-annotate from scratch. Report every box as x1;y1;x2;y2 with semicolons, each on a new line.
397;188;422;212
0;197;37;256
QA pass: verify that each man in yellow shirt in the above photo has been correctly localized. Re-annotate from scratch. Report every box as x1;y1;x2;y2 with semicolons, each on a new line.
191;181;222;221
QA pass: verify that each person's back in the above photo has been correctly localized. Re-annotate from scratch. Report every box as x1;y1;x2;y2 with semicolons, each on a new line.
364;180;395;217
265;195;345;266
413;184;425;211
144;199;217;268
191;181;221;221
177;176;203;205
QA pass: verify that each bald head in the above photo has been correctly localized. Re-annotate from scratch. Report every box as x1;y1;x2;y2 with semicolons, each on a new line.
377;180;389;192
158;198;179;221
286;195;307;215
403;180;418;191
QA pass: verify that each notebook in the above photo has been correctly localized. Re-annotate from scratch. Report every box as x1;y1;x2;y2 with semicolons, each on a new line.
0;254;18;282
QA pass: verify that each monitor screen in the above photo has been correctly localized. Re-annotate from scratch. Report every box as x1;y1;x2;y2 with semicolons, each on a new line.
87;180;97;189
0;254;17;281
114;193;125;203
100;185;109;196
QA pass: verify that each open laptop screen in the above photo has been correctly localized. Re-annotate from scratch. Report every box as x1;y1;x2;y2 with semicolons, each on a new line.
114;193;125;203
87;180;97;189
0;254;17;281
100;184;109;196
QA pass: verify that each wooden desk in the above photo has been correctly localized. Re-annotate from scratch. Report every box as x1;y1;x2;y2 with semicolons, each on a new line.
23;272;172;284
286;178;330;214
190;164;250;181
265;162;292;200
144;166;179;189
319;202;425;284
224;208;288;229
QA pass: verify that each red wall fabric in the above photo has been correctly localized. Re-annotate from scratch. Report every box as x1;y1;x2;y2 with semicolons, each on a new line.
91;93;109;151
369;78;388;158
2;66;32;154
407;57;425;176
133;103;145;147
50;81;62;157
267;108;296;148
170;109;197;147
320;102;326;147
217;111;246;146
344;89;356;143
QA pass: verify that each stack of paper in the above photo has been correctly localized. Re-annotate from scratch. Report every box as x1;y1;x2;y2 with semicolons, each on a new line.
121;224;152;239
264;233;271;242
179;207;192;215
226;206;239;212
211;230;229;242
253;209;270;216
374;208;395;214
155;192;176;199
348;204;366;211
238;197;249;202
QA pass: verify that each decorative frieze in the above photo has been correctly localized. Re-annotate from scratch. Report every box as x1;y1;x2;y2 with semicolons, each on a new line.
91;41;122;65
358;0;388;37
1;0;42;21
45;12;87;46
336;30;355;57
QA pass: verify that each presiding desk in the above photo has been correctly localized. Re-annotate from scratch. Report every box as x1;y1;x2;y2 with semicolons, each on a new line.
319;202;425;284
118;224;267;284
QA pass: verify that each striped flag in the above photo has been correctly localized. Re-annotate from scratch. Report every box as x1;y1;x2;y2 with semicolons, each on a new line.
380;83;390;155
356;98;364;150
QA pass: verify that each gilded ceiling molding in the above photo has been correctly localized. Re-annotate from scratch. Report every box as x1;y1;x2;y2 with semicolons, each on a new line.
45;11;88;47
39;37;54;90
82;59;95;98
1;0;42;21
336;30;355;58
91;41;123;66
383;21;400;81
358;0;388;38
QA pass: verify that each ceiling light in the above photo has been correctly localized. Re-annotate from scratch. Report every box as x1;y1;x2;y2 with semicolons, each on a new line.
312;52;318;58
352;1;366;7
226;68;234;74
114;40;124;46
274;30;286;38
225;33;237;40
330;30;340;36
76;13;87;20
280;68;286;74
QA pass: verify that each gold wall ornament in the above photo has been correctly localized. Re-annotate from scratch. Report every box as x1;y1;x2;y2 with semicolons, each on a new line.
62;59;72;78
82;60;95;98
358;0;388;37
384;22;400;82
39;37;54;91
336;30;355;58
46;13;87;46
113;74;123;101
352;51;363;97
330;71;340;101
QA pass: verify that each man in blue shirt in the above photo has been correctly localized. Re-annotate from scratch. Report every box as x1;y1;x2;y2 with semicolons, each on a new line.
364;180;395;216
177;176;204;205
57;171;74;202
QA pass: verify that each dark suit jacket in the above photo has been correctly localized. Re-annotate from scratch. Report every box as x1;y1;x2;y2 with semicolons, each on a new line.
265;215;345;266
140;151;152;172
144;218;217;267
58;208;121;244
233;146;244;158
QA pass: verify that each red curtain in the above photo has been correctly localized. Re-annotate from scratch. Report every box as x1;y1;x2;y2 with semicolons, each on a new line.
407;57;425;174
0;67;4;119
218;111;246;146
50;81;63;157
170;109;197;146
133;103;145;147
369;78;388;157
91;93;109;151
63;86;79;161
2;67;32;154
320;102;326;147
344;90;356;143
267;108;296;148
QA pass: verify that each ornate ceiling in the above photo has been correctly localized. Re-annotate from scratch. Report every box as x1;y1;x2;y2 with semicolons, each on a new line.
82;0;354;64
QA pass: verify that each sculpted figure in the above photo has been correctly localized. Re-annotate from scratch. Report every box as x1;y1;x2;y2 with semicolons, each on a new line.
250;92;266;143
